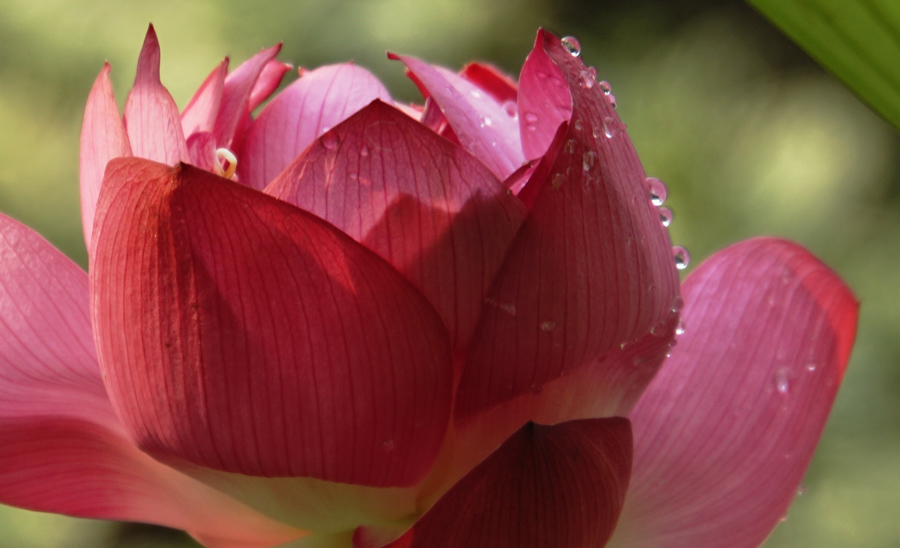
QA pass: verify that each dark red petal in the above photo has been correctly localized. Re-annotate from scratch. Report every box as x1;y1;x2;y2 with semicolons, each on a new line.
517;31;573;160
90;158;452;486
80;63;132;248
214;44;282;149
372;418;632;548
266;100;527;350
455;29;680;424
391;53;525;180
608;238;858;548
239;63;393;190
123;25;189;165
460;62;518;104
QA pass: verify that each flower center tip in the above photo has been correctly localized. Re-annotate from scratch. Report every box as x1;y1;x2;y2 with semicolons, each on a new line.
215;148;238;179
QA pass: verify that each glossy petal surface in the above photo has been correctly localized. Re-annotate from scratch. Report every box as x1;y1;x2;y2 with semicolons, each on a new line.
91;158;453;486
79;63;132;247
0;214;301;546
455;30;680;425
378;419;632;548
240;63;392;189
608;238;858;548
123;25;189;166
392;54;525;180
266;100;527;349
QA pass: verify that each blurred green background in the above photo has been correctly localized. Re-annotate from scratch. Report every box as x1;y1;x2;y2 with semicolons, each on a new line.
0;0;897;546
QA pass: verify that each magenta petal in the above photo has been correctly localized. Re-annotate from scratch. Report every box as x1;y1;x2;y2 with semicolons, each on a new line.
185;131;218;172
239;63;393;190
0;214;300;545
79;63;132;248
455;29;680;424
517;31;574;161
266;101;527;350
181;59;228;139
214;44;282;149
391;53;525;180
460;62;518;104
123;25;189;165
374;418;632;548
90;158;453;486
608;238;858;548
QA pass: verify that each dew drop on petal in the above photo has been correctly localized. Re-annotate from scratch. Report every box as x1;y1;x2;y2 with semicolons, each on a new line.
805;363;818;372
565;139;578;154
560;36;582;57
524;111;539;124
540;320;557;332
659;207;673;227
359;144;370;157
650;321;667;337
606;93;617;108
573;119;584;131
675;320;686;336
774;367;793;395
579;70;595;89
582;151;597;172
598;80;612;94
503;100;518;118
551;173;566;190
673;246;690;270
588;66;598;79
647;177;668;206
670;295;685;312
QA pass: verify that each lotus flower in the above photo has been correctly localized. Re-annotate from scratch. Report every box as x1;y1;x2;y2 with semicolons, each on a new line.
0;25;857;548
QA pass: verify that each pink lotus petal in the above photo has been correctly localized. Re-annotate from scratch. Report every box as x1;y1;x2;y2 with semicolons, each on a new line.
391;53;525;180
607;238;858;548
79;63;132;248
460;62;518;104
239;63;393;190
181;59;228;139
266;100;527;350
0;214;302;545
185;131;219;173
517;31;573;160
371;418;632;548
214;43;282;150
248;60;293;112
455;29;680;425
90;158;453;486
123;25;189;165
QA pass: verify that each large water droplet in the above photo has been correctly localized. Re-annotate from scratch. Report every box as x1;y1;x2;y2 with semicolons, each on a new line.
675;320;686;336
647;177;668;206
560;36;582;57
602;117;617;138
659;207;673;227
673;246;690;270
598;80;612;94
774;367;793;395
580;70;595;89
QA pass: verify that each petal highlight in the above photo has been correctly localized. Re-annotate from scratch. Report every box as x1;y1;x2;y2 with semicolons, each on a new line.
608;238;858;548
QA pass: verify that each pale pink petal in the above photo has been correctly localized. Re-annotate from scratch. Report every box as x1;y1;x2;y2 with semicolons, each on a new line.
460;62;518;104
0;213;302;545
123;25;189;165
239;63;393;190
516;31;573;160
214;44;282;149
608;238;858;548
391;53;525;179
181;59;228;139
79;63;132;248
185;132;218;172
248;60;293;112
369;419;632;548
265;100;527;350
90;158;453;486
455;29;680;426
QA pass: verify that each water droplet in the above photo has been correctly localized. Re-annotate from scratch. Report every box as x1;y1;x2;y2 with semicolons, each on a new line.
805;363;817;372
598;80;612;94
560;36;582;57
470;89;482;99
647;177;668;206
797;485;806;496
650;321;667;337
322;133;339;151
381;439;395;452
602;117;617;139
524;111;539;124
606;93;617;108
659;207;673;227
348;171;359;181
573;119;584;131
579;70;595;89
540;320;557;332
480;116;493;127
530;383;544;394
537;71;548;80
675;320;686;335
360;144;370;157
671;295;685;312
774;367;793;395
565;139;578;154
582;151;597;172
588;66;598;79
673;246;690;270
551;173;566;190
503;100;518;118
499;302;517;316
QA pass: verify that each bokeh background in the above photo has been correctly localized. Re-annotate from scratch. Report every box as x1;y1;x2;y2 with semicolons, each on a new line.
0;0;897;546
